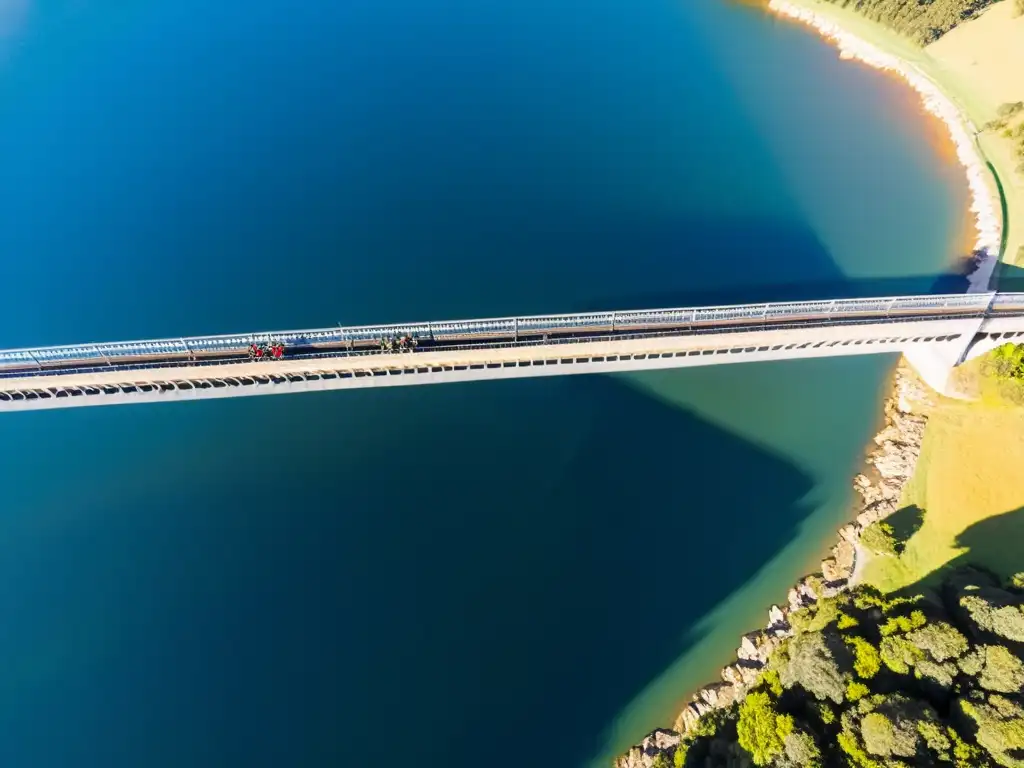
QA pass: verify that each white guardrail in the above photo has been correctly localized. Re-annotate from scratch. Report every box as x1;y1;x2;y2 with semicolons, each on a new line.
1;292;1020;369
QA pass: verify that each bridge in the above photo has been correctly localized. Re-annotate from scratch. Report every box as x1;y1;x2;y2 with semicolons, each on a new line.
2;292;1024;411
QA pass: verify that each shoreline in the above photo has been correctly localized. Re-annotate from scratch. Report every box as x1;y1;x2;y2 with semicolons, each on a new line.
767;0;1005;279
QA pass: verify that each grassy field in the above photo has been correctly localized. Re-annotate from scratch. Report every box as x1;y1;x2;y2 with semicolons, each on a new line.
861;360;1024;592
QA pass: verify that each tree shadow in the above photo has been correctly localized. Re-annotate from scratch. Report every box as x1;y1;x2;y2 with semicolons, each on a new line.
894;506;1024;600
888;504;926;556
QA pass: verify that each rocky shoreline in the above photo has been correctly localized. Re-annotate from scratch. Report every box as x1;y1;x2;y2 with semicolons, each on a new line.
614;361;934;768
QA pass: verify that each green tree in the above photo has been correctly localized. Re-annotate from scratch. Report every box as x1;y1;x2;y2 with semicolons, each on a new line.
783;730;822;768
880;635;924;674
962;595;1024;642
959;695;1024;767
737;692;794;766
780;631;849;703
909;621;969;662
861;711;919;758
977;645;1024;693
861;521;898;556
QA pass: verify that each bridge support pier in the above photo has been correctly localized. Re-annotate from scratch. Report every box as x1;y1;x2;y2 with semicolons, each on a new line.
902;312;989;396
902;343;965;396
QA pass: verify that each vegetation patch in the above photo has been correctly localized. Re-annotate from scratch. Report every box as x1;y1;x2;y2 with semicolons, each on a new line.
814;0;999;44
668;569;1024;767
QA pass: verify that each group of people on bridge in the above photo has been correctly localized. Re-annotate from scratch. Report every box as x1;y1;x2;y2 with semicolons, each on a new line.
248;342;285;361
378;334;418;353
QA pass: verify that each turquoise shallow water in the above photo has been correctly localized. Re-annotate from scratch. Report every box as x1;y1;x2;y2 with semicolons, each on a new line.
0;0;969;766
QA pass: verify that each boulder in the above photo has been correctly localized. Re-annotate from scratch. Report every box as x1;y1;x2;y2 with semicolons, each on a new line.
737;634;760;661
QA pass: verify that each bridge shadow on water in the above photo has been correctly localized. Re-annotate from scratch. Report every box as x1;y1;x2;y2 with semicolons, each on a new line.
139;377;821;767
215;376;819;768
0;367;817;768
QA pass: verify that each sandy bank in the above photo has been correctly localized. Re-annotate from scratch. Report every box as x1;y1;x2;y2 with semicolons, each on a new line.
767;0;1006;285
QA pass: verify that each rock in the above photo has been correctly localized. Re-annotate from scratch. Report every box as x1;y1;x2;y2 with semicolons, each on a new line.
857;510;879;528
821;557;842;583
641;729;682;752
737;634;759;661
768;604;787;628
834;539;856;573
721;664;743;686
788;587;804;613
614;728;683;768
678;704;704;733
839;523;861;543
699;682;736;708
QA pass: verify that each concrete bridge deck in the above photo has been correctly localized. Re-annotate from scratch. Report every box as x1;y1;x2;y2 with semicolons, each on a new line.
3;292;1024;411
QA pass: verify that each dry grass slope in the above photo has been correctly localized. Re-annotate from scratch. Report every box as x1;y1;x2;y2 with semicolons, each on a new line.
863;357;1024;592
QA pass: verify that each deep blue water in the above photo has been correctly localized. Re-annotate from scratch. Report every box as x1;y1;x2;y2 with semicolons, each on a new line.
0;0;969;766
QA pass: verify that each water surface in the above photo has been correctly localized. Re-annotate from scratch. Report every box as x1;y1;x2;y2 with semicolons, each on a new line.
0;1;969;765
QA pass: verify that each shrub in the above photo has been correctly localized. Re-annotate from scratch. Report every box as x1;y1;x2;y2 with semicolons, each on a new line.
996;101;1024;118
853;588;914;614
1014;0;1024;19
650;755;670;768
790;597;839;634
837;732;883;768
760;669;783;697
879;610;927;637
837;611;859;630
958;648;985;676
737;692;793;766
847;681;870;702
915;659;957;691
847;637;882;679
916;720;951;756
949;727;983;767
861;521;898;556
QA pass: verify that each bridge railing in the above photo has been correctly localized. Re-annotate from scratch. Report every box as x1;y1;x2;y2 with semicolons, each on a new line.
0;292;1018;369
